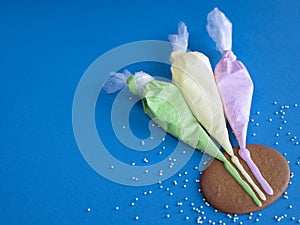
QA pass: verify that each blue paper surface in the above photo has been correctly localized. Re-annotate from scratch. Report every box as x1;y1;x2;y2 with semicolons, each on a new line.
1;0;300;224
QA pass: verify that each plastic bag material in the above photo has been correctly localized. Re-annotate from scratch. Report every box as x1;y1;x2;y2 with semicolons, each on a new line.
104;70;262;207
170;22;233;161
207;8;273;196
168;21;189;53
103;70;131;93
207;7;232;53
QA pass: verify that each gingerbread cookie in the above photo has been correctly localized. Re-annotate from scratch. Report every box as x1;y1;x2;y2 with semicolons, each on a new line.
200;144;290;214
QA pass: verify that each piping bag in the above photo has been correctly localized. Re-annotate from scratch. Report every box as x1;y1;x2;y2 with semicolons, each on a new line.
104;71;261;207
169;22;266;201
206;8;273;195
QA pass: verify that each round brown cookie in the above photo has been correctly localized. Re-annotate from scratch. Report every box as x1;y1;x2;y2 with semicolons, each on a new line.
200;144;290;214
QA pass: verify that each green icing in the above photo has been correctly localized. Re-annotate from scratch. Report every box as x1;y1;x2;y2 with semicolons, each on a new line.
127;75;138;95
141;79;221;159
223;158;262;207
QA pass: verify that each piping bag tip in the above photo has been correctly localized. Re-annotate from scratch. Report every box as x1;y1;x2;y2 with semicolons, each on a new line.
268;189;274;196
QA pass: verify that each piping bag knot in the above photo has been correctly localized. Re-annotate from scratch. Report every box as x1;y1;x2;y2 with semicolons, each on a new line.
222;50;236;62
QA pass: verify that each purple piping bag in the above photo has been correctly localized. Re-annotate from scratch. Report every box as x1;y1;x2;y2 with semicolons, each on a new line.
207;8;273;195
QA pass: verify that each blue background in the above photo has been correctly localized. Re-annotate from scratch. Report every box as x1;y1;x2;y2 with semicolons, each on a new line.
1;0;300;224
